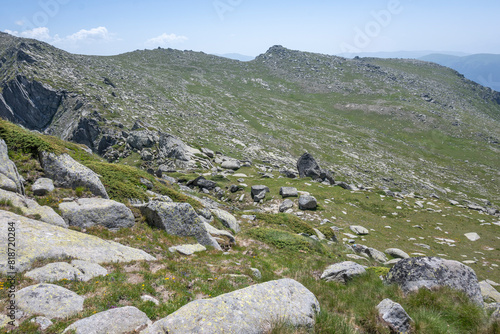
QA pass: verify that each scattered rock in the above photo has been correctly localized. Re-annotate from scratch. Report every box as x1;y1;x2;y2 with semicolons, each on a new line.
63;306;151;334
479;280;500;303
141;278;319;334
279;199;294;212
385;248;410;259
297;153;321;179
0;139;24;194
16;283;84;319
313;228;326;241
0;210;155;274
31;178;55;196
201;148;214;158
141;295;160;305
250;268;262;279
221;160;241;170
464;232;480;241
39;151;109;199
353;244;388;263
140;177;154;190
251;185;269;202
350;225;369;235
203;222;236;244
140;201;221;249
376;298;412;333
386;257;483;306
59;198;135;229
279;186;298;198
191;176;217;190
169;244;207;256
31;316;53;330
298;195;317;210
210;208;240;233
320;261;366;283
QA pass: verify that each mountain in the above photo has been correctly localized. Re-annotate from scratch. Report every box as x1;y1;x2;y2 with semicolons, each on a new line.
1;33;499;205
419;53;500;92
339;50;470;59
214;53;255;61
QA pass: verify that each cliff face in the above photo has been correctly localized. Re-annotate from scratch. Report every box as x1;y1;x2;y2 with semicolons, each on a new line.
0;75;63;131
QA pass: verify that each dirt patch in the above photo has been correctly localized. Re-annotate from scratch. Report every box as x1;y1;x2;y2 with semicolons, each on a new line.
126;273;144;284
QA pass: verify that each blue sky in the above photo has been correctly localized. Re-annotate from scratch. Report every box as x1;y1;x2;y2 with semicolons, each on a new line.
2;0;500;56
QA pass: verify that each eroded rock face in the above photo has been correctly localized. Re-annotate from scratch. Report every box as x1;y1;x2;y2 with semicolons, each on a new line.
39;152;109;199
386;257;483;306
141;278;320;334
0;210;155;274
0;139;24;194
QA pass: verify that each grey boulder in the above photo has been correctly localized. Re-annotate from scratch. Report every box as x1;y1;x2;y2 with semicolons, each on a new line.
479;280;500;303
210;208;240;233
64;306;151;334
221;160;241;170
376;298;412;333
140;278;320;334
39;151;109;199
350;225;369;235
31;177;55;196
0;139;24;194
386;257;483;306
59;198;135;229
251;185;269;202
16;283;84;319
280;187;298;198
279;199;294;212
321;261;366;283
298;195;317;210
169;244;207;256
385;248;410;259
297;153;321;179
140;201;221;250
25;260;107;283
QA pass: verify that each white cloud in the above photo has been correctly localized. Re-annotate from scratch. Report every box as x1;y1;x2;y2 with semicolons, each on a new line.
145;33;188;48
64;27;111;43
5;27;53;42
15;20;24;26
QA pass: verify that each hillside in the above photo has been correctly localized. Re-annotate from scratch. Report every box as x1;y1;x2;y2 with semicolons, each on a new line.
0;31;499;207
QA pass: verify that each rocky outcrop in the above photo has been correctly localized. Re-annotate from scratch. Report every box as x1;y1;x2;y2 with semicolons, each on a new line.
386;257;483;306
25;260;107;283
59;198;135;229
210;208;240;233
140;278;320;334
0;139;24;194
0;188;67;227
376;298;412;333
63;306;151;334
297;153;322;179
39;151;109;199
321;261;366;283
16;283;84;319
0;210;155;274
140;201;221;249
0;75;62;131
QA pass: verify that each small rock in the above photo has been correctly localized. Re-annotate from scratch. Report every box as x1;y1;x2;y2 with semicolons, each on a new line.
32;178;55;196
298;195;317;210
376;298;412;333
279;199;294;212
279;187;298;198
251;185;269;202
31;316;53;330
250;268;262;279
320;261;366;283
464;232;480;241
385;248;410;259
141;295;160;305
168;244;207;256
221;160;241;170
350;225;369;235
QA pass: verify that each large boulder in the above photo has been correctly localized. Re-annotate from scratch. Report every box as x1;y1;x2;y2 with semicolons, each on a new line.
39;152;109;199
0;210;155;274
479;280;500;303
210;208;240;233
0;188;67;228
126;130;158;150
321;261;366;283
59;198;135;229
140;278;320;334
158;133;189;161
297;153;322;179
385;257;483;306
140;201;221;250
376;299;412;333
221;160;241;170
25;260;107;283
0;139;24;194
16;284;84;319
251;185;269;202
280;187;298;198
63;306;151;334
298;195;317;210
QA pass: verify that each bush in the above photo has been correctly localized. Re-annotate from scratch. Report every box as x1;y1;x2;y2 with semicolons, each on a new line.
256;213;316;235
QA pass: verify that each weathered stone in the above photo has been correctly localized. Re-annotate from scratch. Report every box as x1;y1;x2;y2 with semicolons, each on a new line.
280;187;298;198
140;278;319;334
251;268;262;279
386;257;483;306
320;261;366;283
59;198;135;229
70;260;108;281
251;185;269;202
127;130;158;150
464;232;480;241
39;151;109;199
385;248;410;259
201;148;214;158
350;225;369;235
0;139;24;194
31;178;54;196
31;316;53;330
192;176;217;190
25;262;84;283
479;280;500;303
298;195;317;210
0;210;155;274
169;244;207;256
221;160;241;170
158;133;190;161
16;283;84;319
376;298;412;333
141;295;160;305
140;201;221;250
0;188;67;227
203;222;236;244
313;228;326;241
210;208;240;233
63;306;151;334
279;199;294;212
297;153;321;179
140;177;154;190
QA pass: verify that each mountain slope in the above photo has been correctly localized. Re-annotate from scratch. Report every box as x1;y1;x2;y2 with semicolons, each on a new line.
0;32;499;205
